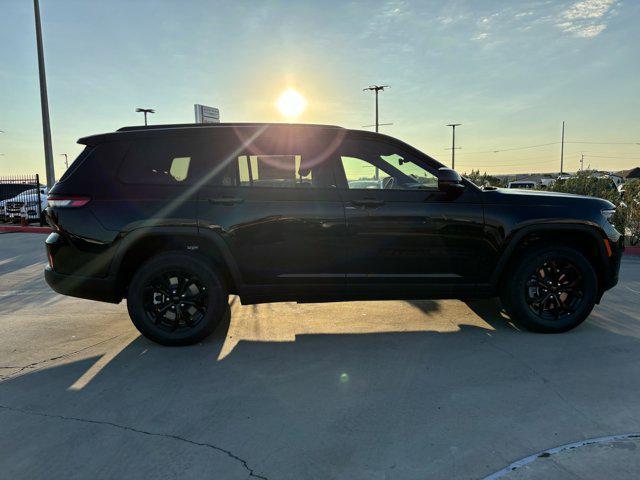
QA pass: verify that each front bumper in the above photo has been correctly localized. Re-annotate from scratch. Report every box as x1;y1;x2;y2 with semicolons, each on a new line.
602;237;623;292
44;266;121;303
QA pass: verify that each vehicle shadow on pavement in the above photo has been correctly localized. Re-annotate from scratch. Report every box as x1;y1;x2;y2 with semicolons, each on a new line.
2;300;640;480
2;279;640;479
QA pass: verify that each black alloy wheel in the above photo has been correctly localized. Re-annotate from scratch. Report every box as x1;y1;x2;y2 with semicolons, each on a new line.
143;270;209;332
524;259;584;321
127;252;227;346
501;245;597;333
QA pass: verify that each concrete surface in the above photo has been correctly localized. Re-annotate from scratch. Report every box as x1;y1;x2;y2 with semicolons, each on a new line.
1;232;639;479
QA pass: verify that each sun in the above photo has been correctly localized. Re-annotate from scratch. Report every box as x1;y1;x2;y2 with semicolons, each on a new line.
276;88;307;118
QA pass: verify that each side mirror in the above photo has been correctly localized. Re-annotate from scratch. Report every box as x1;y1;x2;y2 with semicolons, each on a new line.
437;167;465;193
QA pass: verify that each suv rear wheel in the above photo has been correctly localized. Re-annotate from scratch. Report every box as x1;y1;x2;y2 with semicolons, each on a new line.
501;245;597;333
127;252;228;346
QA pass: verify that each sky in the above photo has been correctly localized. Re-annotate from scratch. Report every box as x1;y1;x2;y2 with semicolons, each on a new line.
0;0;639;178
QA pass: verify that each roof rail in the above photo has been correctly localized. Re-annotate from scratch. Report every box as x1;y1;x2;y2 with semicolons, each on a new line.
116;122;345;132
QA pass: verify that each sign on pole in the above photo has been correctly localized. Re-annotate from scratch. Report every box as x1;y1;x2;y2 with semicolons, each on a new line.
194;104;220;123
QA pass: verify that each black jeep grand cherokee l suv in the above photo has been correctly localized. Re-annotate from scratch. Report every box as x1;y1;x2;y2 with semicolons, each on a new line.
45;123;622;345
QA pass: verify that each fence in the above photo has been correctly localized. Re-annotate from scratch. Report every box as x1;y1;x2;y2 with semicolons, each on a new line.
0;174;45;226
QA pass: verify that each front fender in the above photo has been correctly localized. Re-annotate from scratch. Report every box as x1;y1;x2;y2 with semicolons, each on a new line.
488;222;609;286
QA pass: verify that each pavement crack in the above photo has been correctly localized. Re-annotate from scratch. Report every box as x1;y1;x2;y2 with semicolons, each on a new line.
0;335;123;382
0;404;269;480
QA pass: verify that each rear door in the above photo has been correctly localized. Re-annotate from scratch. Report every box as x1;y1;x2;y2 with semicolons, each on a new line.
333;135;487;293
196;127;347;288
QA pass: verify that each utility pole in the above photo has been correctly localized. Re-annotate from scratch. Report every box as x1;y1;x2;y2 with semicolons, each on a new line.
60;153;68;169
363;85;389;133
33;0;56;188
136;108;155;126
560;121;565;174
580;153;584;171
363;85;389;180
446;123;461;170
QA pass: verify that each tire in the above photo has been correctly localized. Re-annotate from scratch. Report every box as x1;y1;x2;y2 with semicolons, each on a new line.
126;251;228;346
500;245;597;333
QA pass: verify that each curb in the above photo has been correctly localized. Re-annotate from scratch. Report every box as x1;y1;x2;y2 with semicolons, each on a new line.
626;246;640;256
0;225;52;234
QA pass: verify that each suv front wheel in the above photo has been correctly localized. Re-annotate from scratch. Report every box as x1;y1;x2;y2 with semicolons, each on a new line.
501;245;598;333
127;252;228;346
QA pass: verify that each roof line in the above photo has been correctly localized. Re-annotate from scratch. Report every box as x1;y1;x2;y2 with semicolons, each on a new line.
116;122;345;132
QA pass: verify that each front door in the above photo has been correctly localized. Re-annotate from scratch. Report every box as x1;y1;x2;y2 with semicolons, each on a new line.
333;135;486;295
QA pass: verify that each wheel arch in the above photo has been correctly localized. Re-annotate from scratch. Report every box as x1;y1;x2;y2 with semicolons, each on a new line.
491;223;610;298
110;226;242;297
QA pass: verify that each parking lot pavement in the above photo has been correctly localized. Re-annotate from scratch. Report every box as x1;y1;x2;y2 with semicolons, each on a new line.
1;233;639;479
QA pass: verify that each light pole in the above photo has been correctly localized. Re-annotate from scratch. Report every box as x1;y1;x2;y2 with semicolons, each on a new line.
136;108;155;126
60;153;68;169
33;0;56;188
446;123;461;170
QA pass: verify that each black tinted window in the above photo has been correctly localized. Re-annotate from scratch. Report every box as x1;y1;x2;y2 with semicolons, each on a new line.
230;131;336;188
236;154;325;188
339;139;437;190
119;137;203;185
58;146;94;183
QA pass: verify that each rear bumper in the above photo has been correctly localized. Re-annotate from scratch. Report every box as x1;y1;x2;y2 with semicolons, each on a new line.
44;266;121;303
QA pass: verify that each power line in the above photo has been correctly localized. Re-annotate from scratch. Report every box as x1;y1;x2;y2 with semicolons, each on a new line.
456;142;560;155
583;154;640;160
456;159;558;168
453;140;640;156
567;141;640;145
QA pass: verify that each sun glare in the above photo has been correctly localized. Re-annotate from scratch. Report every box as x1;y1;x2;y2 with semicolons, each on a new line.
277;88;307;118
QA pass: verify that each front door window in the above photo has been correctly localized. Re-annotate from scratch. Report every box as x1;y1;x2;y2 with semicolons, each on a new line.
340;147;437;190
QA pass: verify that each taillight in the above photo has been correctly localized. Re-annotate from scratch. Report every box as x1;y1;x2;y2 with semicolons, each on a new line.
47;196;91;208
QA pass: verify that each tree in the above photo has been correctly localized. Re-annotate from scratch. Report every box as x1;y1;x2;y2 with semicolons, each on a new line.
463;169;505;188
551;171;625;231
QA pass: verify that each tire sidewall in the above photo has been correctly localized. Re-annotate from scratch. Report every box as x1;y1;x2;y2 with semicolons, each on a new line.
127;252;227;346
506;246;597;333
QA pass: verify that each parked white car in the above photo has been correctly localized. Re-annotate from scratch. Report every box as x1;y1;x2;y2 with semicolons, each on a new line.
3;187;48;223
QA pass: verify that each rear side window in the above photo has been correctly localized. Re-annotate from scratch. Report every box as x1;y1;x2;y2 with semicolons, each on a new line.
58;146;95;182
236;154;316;188
119;137;201;185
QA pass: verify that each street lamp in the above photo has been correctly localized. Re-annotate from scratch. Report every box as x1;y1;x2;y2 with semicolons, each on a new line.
136;108;155;126
60;153;68;169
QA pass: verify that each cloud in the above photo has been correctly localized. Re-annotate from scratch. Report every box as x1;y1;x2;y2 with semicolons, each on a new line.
563;0;615;19
472;32;489;41
558;0;618;38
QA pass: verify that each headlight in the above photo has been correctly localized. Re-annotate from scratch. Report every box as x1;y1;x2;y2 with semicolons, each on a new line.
602;208;616;224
